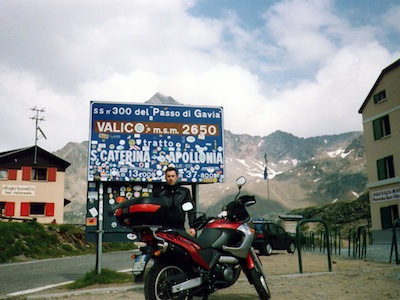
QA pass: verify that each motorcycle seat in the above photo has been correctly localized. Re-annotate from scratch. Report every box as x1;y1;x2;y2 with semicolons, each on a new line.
162;228;211;248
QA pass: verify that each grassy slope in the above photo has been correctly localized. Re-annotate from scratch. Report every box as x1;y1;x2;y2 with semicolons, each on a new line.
0;222;135;264
288;192;370;235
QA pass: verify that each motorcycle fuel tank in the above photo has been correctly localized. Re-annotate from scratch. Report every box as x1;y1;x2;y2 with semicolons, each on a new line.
200;221;244;251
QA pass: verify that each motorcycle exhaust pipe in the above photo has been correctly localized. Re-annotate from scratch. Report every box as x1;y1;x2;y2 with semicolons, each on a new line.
172;277;203;294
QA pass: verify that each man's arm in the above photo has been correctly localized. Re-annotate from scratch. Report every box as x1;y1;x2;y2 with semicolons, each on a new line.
181;186;197;236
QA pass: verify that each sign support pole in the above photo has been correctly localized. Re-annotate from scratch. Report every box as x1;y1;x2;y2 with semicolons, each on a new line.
96;182;104;274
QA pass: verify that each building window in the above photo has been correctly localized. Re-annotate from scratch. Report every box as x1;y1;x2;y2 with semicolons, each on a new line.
20;202;55;217
373;115;391;140
0;169;7;180
0;202;5;215
377;155;395;180
380;205;399;229
373;90;387;103
1;202;15;216
32;168;47;181
22;167;56;182
30;203;46;215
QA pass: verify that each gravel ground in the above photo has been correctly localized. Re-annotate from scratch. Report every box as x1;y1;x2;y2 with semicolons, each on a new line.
23;244;400;300
365;243;397;262
326;243;396;263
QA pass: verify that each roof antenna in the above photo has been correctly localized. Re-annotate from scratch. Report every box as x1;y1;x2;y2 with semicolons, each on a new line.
30;107;46;164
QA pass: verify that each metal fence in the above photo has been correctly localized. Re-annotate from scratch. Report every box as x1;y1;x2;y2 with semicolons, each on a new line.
298;220;400;266
0;215;38;222
298;224;370;260
389;218;400;265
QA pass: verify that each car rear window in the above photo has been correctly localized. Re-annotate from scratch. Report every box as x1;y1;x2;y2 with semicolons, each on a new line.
254;223;264;232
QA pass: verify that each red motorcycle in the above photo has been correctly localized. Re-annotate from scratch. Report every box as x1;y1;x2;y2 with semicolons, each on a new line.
115;176;271;300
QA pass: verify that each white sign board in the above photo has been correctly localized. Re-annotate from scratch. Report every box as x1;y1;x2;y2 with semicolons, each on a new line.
2;185;35;196
372;187;400;202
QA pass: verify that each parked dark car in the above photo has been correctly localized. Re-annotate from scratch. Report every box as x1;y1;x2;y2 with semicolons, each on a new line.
252;219;296;255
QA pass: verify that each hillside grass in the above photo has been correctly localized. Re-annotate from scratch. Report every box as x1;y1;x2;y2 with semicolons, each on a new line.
0;221;135;264
288;192;370;234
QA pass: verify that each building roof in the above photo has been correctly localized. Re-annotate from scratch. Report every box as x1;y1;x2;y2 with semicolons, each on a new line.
0;146;70;170
358;58;400;113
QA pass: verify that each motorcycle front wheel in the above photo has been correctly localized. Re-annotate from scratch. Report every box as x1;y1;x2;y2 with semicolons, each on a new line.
248;268;271;300
145;261;192;300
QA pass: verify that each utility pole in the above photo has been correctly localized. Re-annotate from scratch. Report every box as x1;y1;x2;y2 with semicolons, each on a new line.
30;107;46;164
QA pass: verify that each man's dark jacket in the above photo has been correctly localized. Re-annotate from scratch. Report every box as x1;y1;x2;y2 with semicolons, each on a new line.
158;184;196;230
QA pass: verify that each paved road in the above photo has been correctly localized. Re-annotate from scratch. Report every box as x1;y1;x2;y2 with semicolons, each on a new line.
0;251;135;297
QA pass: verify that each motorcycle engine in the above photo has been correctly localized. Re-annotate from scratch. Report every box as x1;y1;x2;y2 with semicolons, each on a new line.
214;264;237;282
222;265;235;281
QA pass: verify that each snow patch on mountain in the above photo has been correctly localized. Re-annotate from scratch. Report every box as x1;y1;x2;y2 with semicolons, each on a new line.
236;158;250;168
279;159;299;167
327;148;354;158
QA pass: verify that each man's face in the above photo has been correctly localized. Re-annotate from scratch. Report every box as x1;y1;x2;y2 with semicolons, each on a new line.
165;170;178;186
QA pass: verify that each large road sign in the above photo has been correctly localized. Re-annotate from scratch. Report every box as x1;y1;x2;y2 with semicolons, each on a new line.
86;101;224;243
88;101;225;183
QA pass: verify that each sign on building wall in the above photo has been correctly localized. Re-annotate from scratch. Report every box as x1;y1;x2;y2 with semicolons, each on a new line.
88;102;225;183
372;187;400;202
2;185;35;196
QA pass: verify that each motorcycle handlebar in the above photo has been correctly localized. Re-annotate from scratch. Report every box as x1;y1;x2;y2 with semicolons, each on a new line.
194;195;255;230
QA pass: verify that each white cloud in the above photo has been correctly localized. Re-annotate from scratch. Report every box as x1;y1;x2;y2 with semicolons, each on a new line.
0;0;399;152
383;5;400;29
256;42;395;137
264;0;340;64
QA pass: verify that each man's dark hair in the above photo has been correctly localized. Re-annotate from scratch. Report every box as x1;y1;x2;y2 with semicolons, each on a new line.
165;166;178;175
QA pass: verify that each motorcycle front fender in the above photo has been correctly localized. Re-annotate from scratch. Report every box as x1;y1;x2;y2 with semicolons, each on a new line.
244;251;256;269
242;248;266;274
240;248;268;287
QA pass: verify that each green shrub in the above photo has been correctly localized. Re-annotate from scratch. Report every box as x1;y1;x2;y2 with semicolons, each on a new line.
67;268;133;289
59;224;82;234
62;244;74;252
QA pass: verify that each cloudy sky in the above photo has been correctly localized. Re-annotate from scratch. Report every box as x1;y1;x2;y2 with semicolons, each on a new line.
1;0;399;152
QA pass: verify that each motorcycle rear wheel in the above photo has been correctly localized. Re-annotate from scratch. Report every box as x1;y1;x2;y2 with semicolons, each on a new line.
248;268;271;300
145;261;192;300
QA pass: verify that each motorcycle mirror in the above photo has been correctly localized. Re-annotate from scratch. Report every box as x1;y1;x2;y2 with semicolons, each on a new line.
236;176;246;188
182;202;194;211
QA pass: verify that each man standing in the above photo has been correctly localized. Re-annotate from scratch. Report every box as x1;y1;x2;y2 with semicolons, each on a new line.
160;166;197;236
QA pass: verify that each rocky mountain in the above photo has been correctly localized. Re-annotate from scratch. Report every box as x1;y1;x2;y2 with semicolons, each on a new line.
200;129;366;219
56;93;367;222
